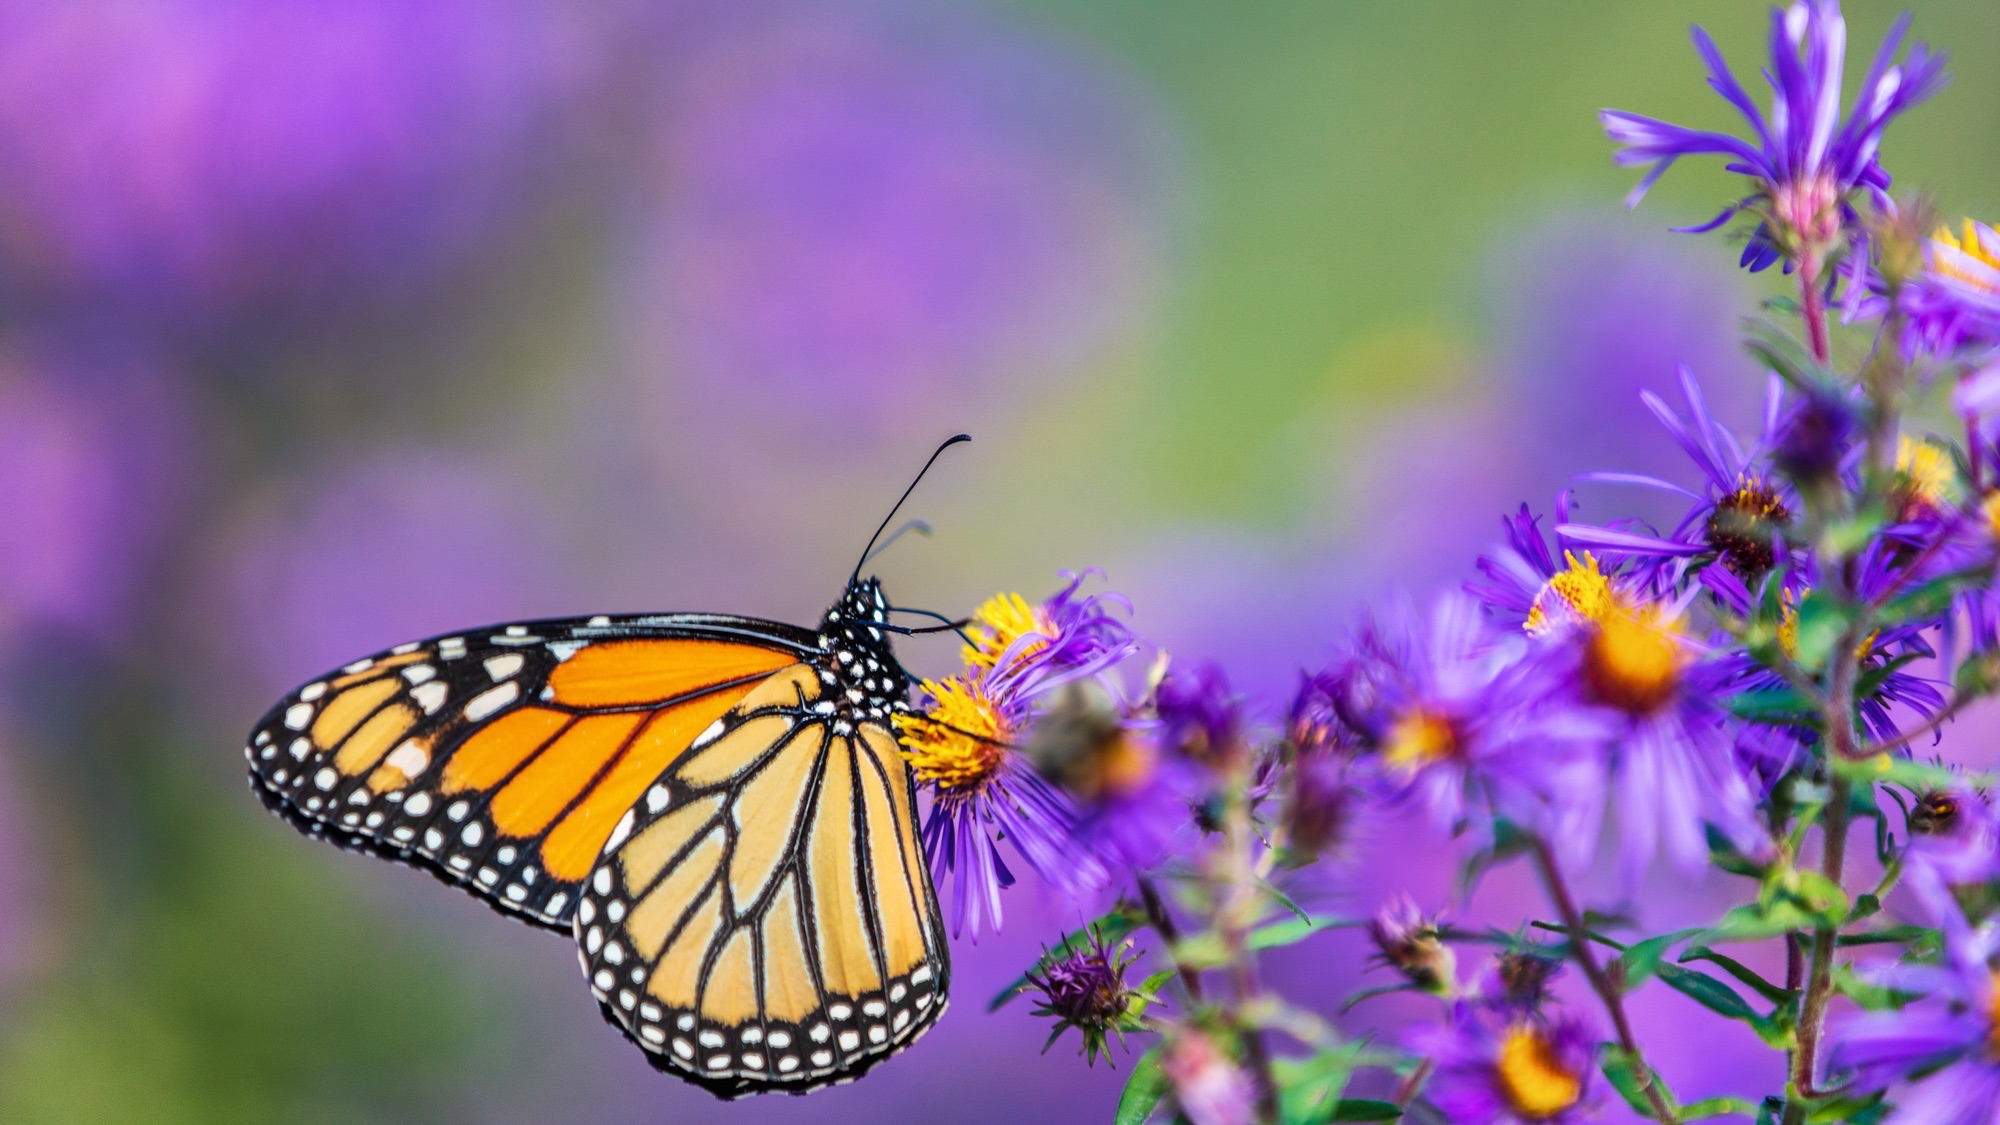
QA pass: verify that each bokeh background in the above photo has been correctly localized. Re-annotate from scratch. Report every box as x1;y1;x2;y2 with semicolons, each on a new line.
1;2;1997;1122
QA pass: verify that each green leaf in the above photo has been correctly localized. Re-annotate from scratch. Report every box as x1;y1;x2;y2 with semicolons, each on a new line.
1822;506;1889;559
1790;589;1848;673
990;902;1147;1011
1830;963;1903;1012
1829;753;1961;792
1599;1049;1674;1118
1728;687;1817;724
1325;1101;1403;1122
1613;928;1702;993
1702;898;1817;943
1877;567;1988;628
1836;925;1937;948
1654;964;1760;1023
1454;818;1533;899
1677;946;1796;1006
1114;1047;1169;1125
1789;869;1850;923
1273;1045;1365;1124
1680;1097;1761;1120
1250;914;1354;952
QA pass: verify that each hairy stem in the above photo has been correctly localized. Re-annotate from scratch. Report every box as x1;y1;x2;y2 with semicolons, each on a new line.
1136;875;1204;1004
1530;840;1679;1124
1216;757;1281;1125
1785;777;1851;1121
1801;257;1832;366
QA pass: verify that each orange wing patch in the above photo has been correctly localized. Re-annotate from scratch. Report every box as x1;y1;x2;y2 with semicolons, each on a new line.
540;687;755;882
549;640;795;708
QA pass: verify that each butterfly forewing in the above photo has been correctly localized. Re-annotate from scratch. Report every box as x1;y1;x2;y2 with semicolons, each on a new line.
245;614;817;930
243;579;950;1096
574;600;949;1097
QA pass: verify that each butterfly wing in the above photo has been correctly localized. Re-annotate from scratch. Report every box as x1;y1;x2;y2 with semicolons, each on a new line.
245;614;819;930
575;661;949;1097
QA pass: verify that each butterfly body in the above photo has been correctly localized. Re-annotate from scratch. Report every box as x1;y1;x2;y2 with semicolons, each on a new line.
246;576;950;1097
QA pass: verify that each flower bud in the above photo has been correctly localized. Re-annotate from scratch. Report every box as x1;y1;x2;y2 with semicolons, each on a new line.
1369;896;1456;994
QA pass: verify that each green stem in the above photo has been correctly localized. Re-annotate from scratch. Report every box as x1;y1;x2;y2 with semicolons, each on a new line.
1530;840;1679;1124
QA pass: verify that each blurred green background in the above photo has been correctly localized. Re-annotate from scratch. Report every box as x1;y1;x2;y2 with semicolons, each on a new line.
0;2;1994;1122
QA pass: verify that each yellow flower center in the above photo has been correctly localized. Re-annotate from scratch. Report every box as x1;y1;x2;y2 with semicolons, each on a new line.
1525;552;1615;637
1496;1026;1583;1120
962;591;1051;671
1932;219;2000;291
1383;710;1457;772
1583;607;1683;714
1983;489;2000;541
1896;435;1957;513
894;676;1010;791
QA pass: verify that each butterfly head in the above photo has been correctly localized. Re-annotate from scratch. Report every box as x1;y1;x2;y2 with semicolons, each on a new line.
817;576;909;722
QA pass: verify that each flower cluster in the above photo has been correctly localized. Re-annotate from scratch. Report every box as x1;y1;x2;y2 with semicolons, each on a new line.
943;6;2000;1124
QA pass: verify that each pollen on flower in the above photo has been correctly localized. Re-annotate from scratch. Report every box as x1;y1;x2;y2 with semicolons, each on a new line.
1496;1025;1583;1119
894;676;1010;792
962;591;1051;670
1525;552;1615;636
1932;219;2000;290
1896;435;1958;514
1982;490;2000;541
1582;606;1683;714
1382;709;1457;772
1705;476;1791;580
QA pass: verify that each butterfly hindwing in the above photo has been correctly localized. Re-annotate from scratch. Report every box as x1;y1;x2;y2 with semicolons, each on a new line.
575;596;950;1097
245;613;818;930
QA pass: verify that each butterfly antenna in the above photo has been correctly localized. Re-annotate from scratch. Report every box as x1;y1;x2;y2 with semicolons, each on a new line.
861;519;933;566
851;434;970;584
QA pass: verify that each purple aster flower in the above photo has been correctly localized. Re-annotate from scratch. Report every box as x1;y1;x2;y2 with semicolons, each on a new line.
1830;903;2000;1124
1517;577;1768;880
895;670;1105;938
1025;678;1192;874
1602;0;1946;272
1021;926;1145;1066
1325;592;1607;853
963;570;1139;695
1469;494;1630;630
1408;1005;1601;1124
1560;366;1797;593
1154;660;1245;767
1702;545;1946;766
0;0;589;322
1905;219;2000;358
1903;784;2000;889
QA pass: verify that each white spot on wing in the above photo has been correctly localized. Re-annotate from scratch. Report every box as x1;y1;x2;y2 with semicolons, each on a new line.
411;681;448;714
464;682;518;720
384;741;429;781
484;653;525;681
284;703;313;730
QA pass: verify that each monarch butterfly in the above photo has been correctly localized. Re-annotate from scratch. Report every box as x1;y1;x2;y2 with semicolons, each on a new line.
244;438;971;1098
